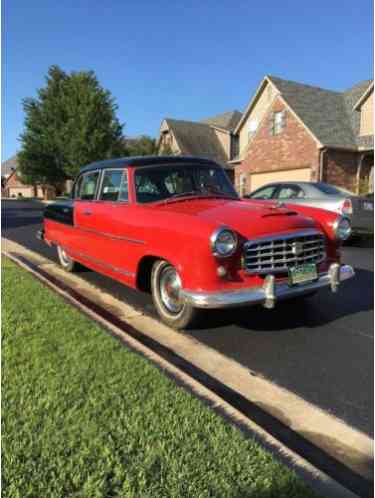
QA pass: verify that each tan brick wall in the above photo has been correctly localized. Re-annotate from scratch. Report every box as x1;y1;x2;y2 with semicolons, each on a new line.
236;97;320;194
238;81;277;156
213;128;231;159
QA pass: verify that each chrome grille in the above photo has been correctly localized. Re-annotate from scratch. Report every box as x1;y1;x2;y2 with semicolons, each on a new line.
244;230;326;274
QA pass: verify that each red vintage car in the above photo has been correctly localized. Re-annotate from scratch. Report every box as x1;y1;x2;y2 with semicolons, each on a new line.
39;156;354;329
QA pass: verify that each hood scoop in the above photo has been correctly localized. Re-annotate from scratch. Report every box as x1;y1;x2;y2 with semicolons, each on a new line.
262;210;298;218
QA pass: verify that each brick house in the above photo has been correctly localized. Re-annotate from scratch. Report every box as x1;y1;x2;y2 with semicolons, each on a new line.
1;155;58;199
158;111;242;182
230;76;374;195
1;155;36;197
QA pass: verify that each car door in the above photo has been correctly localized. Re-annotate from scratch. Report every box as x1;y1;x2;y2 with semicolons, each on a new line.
81;168;137;281
275;183;343;212
74;169;102;259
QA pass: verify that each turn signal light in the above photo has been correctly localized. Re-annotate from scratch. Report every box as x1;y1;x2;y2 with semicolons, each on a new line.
341;198;353;216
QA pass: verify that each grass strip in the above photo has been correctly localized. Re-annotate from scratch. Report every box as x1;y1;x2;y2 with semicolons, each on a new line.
2;258;320;498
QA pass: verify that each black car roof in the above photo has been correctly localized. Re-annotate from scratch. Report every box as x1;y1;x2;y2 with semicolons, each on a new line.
79;155;218;174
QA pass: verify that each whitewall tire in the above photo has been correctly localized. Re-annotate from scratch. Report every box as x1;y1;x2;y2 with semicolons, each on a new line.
57;245;76;272
151;260;198;329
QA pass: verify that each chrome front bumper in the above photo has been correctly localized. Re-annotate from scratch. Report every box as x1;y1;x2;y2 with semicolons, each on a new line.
181;264;355;309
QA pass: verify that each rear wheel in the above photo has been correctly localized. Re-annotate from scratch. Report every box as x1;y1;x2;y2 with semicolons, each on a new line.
57;245;76;272
151;260;199;329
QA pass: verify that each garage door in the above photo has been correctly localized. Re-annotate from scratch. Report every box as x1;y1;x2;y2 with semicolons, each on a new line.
250;168;311;192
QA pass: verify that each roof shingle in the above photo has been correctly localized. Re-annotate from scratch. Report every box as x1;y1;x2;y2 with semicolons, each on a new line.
267;76;373;150
1;155;18;178
200;110;242;132
164;118;230;167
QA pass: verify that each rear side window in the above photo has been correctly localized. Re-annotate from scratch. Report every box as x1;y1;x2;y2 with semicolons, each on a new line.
78;171;100;200
99;169;129;202
277;185;305;199
314;183;343;195
250;185;277;199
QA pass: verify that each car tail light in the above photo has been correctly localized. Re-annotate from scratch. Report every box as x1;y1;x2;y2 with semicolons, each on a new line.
341;198;353;215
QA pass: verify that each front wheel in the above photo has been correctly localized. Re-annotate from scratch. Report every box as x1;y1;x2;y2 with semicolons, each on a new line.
57;245;76;272
151;260;199;329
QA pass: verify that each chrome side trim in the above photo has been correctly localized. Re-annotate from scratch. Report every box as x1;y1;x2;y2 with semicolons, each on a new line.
180;264;355;309
66;247;135;278
75;225;146;245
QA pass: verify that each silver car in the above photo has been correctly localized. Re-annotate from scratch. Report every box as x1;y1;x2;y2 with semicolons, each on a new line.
245;182;374;235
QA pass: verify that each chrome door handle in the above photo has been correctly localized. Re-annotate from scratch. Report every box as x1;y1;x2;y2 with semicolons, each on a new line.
83;210;92;215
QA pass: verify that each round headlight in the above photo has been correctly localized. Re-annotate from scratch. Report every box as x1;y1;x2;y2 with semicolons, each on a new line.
334;216;352;241
211;227;238;257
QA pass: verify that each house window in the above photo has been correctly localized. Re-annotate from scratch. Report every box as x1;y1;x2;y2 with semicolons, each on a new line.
247;119;258;141
270;111;286;135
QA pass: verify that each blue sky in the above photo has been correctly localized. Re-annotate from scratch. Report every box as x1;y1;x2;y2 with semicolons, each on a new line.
2;0;373;160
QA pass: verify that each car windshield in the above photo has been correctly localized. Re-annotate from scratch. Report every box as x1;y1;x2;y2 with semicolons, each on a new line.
134;163;238;203
315;182;353;196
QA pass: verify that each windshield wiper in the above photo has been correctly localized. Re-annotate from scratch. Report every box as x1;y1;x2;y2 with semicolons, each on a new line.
169;190;202;199
163;190;238;203
204;192;238;200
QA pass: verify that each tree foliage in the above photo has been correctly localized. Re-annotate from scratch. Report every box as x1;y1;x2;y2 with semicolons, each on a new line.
124;135;158;156
18;65;125;187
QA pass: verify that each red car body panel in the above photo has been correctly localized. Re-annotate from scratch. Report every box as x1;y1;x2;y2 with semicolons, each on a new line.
44;160;342;295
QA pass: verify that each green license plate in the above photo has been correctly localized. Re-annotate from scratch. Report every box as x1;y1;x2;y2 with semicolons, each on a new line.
288;263;318;286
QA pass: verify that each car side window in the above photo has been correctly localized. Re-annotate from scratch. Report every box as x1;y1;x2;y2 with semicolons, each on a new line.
251;186;277;199
99;169;128;202
77;171;100;200
73;175;83;199
277;185;305;199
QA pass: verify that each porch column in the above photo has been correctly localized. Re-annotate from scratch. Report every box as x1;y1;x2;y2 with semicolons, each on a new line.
356;153;365;194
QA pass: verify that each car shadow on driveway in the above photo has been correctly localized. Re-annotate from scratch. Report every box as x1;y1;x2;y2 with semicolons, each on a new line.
190;268;373;333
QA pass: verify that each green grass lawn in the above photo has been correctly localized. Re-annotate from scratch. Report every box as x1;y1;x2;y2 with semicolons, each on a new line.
2;258;320;498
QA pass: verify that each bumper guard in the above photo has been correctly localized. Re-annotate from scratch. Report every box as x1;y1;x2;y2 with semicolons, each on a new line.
181;263;355;309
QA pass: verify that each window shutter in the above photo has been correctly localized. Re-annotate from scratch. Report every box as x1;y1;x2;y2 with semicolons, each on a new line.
269;112;275;135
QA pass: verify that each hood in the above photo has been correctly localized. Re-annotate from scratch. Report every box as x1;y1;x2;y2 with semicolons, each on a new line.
153;197;316;238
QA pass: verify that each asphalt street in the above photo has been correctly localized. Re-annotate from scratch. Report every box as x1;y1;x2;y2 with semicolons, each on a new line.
2;199;374;436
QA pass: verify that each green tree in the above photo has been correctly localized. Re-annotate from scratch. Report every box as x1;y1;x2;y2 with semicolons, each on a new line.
18;65;125;193
124;135;158;156
123;135;176;157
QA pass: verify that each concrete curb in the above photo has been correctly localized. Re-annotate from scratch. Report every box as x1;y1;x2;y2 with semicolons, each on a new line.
2;237;373;498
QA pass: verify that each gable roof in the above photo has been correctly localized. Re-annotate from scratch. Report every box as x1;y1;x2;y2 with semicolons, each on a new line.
236;75;373;151
200;110;242;132
163;118;230;167
1;155;18;178
268;75;358;148
352;81;374;110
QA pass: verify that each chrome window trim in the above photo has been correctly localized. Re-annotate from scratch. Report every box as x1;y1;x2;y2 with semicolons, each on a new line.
75;169;101;201
97;168;129;203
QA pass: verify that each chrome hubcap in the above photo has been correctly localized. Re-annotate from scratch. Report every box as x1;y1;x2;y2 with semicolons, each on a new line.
59;247;71;266
159;266;183;314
